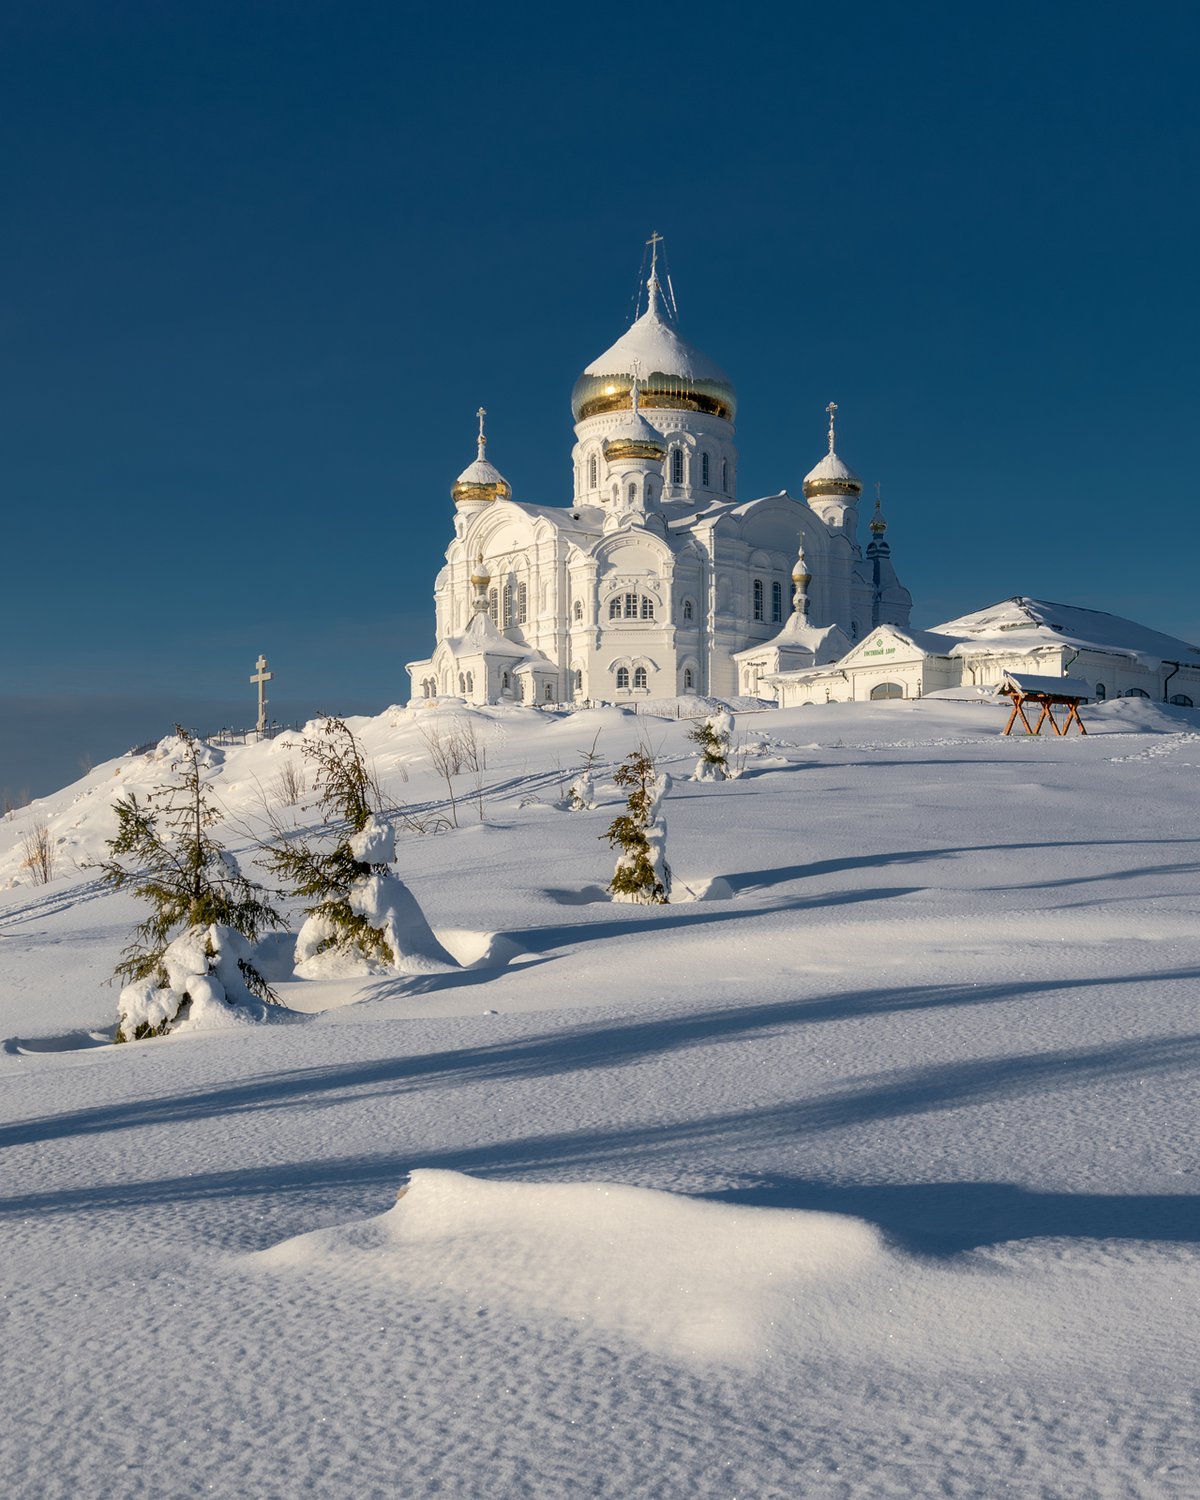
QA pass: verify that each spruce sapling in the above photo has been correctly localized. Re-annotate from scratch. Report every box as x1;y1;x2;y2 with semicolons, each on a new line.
602;748;670;903
689;710;733;782
97;727;282;1042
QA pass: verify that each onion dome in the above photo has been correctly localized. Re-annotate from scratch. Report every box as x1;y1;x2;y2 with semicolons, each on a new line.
451;408;512;507
791;542;812;588
603;380;667;462
571;252;736;423
869;490;888;536
470;553;491;589
802;401;863;500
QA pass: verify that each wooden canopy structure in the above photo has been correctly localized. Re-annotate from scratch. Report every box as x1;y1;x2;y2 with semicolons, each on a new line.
999;672;1091;736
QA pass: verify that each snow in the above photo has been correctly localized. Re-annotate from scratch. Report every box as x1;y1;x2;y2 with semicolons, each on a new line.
1001;672;1093;698
2;696;1200;1496
935;594;1200;667
802;446;861;489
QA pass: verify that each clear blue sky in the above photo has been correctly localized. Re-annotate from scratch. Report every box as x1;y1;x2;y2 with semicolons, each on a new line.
3;1;1198;797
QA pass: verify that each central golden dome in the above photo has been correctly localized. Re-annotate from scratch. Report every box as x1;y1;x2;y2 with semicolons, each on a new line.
572;279;736;424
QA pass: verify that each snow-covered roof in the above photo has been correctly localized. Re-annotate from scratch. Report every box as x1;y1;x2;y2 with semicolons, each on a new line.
1000;672;1093;699
851;625;962;658
933;597;1200;668
736;618;849;662
441;611;536;663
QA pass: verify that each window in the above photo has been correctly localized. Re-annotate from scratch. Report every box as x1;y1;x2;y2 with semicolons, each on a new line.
870;682;904;700
517;581;528;623
616;666;630;690
684;667;694;690
589;454;598;488
502;584;514;627
753;578;764;621
488;588;498;622
624;592;638;618
574;669;583;693
502;671;510;691
671;448;684;485
850;620;860;640
1095;683;1106;700
628;481;637;504
458;673;465;693
1123;687;1150;698
722;458;728;491
1169;693;1194;706
545;683;554;701
573;599;583;622
771;580;783;622
612;484;619;503
640;596;655;620
701;452;710;487
683;598;694;622
646;483;654;505
465;671;473;694
633;666;648;689
609;596;622;620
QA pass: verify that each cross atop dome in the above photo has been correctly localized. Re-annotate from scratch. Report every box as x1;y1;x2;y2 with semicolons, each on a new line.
826;401;838;454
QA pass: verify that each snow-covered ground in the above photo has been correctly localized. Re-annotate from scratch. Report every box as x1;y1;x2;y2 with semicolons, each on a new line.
1;697;1198;1498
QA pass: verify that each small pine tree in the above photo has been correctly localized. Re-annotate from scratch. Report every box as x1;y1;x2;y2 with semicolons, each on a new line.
567;730;602;811
97;727;282;1042
689;710;733;782
602;749;670;904
265;717;453;975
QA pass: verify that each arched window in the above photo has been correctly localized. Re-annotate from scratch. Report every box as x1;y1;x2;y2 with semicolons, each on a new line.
458;673;465;693
488;588;498;622
589;454;598;488
517;581;528;623
1170;693;1194;706
683;599;694;622
701;452;710;487
503;583;514;628
612;484;619;503
753;578;764;621
1095;682;1106;700
574;669;583;693
616;666;630;690
633;666;648;689
466;671;473;694
771;581;783;622
544;682;554;701
1123;687;1150;698
640;596;654;620
626;481;635;505
870;682;905;700
502;671;510;691
609;596;622;620
684;667;694;690
671;448;684;485
646;483;654;505
573;599;583;622
722;458;728;492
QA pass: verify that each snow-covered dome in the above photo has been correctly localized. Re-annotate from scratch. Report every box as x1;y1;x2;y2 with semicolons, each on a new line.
451;409;512;507
802;403;862;499
572;277;736;424
603;381;667;461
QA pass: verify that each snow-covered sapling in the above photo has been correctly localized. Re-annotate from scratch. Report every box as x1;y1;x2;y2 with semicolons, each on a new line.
602;749;671;904
265;717;454;976
97;728;282;1042
689;710;733;782
567;729;602;811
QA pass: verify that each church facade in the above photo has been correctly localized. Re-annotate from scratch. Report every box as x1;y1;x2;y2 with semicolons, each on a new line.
407;248;912;706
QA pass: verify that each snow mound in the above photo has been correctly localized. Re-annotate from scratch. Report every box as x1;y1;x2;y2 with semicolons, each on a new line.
250;1170;885;1364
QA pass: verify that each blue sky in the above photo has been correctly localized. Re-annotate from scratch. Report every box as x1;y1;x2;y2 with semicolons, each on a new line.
3;1;1199;796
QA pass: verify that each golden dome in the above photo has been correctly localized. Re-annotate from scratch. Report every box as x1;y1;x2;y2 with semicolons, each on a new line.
452;408;512;507
603;381;667;462
572;275;736;424
802;401;862;500
470;553;491;589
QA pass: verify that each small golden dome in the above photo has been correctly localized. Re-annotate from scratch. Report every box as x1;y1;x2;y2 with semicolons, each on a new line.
470;553;491;588
802;401;863;500
452;408;512;507
603;381;667;462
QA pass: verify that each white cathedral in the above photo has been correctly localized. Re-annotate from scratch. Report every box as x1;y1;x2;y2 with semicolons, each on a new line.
407;243;912;706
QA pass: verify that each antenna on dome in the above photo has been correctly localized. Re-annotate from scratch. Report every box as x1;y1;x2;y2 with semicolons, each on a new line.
826;401;838;455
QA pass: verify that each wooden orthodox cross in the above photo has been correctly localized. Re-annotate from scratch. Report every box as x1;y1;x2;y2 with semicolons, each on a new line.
251;654;273;735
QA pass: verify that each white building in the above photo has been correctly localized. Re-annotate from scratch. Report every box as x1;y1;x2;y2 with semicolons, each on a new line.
765;597;1200;707
407;245;912;706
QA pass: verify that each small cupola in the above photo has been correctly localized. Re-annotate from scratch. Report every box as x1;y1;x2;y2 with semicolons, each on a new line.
452;407;512;507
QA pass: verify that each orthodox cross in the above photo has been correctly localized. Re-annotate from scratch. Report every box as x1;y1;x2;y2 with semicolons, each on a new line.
250;654;273;734
826;401;838;454
476;406;487;458
646;230;663;272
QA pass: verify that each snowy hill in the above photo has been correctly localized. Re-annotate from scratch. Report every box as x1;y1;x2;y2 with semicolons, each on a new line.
2;697;1199;1497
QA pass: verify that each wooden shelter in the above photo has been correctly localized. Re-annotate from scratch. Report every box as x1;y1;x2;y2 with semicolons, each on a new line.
999;672;1091;736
